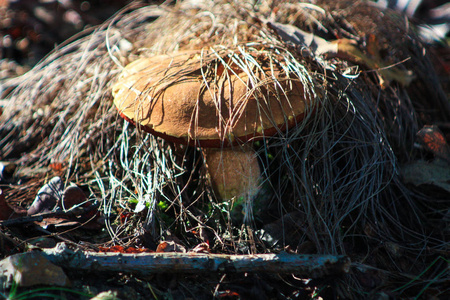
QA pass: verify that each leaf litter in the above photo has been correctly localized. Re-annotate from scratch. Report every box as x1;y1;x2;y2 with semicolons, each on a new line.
0;0;449;298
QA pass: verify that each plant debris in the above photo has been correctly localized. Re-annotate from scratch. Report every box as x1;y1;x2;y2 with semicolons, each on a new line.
0;0;449;298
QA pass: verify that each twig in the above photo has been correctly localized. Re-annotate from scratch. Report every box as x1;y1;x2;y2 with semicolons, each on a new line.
0;204;99;227
41;243;350;278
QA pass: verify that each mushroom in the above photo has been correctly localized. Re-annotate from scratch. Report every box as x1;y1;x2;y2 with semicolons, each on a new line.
112;50;310;200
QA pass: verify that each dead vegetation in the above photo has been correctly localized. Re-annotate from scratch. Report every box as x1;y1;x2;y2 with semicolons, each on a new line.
0;0;449;298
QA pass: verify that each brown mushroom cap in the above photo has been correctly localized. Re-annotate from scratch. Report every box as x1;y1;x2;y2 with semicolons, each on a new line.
112;50;310;147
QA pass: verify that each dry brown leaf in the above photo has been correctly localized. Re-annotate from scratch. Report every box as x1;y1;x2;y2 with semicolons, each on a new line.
416;125;450;163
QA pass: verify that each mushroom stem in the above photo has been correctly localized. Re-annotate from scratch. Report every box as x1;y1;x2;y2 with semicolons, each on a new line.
202;145;261;200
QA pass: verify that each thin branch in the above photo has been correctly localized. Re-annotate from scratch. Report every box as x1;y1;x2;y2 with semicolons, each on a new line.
41;243;350;278
0;204;99;227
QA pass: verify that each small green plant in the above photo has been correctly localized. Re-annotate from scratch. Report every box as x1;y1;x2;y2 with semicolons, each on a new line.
1;286;93;300
392;256;449;299
157;200;169;210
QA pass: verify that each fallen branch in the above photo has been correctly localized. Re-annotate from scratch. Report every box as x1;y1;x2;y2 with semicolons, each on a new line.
41;243;350;278
0;204;99;227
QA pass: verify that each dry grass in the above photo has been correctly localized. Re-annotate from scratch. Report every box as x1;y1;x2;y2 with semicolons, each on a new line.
1;0;448;298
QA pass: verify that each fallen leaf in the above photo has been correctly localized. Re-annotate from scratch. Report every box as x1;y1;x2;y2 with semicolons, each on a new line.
191;242;210;254
99;245;125;253
0;188;15;220
124;247;152;254
0;161;16;183
401;159;450;193
98;245;152;253
266;21;338;56
49;162;64;171
266;20;415;87
91;291;119;300
120;211;134;224
216;290;240;298
35;217;81;229
27;176;63;215
416;125;450;163
156;240;186;253
19;177;100;231
62;183;87;211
